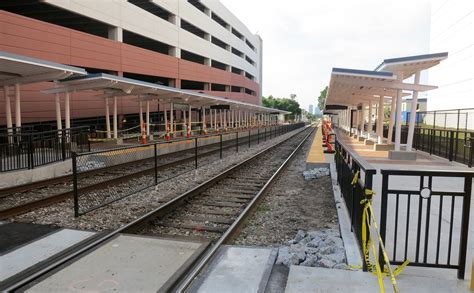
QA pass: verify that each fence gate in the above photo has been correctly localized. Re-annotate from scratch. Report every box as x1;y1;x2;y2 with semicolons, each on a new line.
379;169;473;279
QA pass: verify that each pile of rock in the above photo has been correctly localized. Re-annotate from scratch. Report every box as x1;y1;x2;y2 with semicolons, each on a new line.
275;229;347;269
302;168;330;180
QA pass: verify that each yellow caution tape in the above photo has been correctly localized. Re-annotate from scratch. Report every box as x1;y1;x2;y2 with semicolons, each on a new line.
351;170;360;185
359;189;409;293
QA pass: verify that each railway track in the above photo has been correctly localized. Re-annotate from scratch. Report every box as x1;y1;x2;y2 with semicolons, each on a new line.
3;125;314;292
0;128;286;219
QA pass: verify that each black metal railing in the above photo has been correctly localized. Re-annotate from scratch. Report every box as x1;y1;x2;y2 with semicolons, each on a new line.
72;124;304;217
413;128;474;167
379;169;473;279
0;126;90;172
378;125;473;167
334;138;376;270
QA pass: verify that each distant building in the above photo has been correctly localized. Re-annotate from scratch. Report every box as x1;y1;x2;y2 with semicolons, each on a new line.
402;98;427;123
308;104;314;115
314;106;321;115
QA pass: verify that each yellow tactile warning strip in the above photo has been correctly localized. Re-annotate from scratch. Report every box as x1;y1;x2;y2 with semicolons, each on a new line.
306;126;326;164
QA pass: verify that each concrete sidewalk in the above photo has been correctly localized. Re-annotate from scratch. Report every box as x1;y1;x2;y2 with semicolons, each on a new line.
285;265;470;292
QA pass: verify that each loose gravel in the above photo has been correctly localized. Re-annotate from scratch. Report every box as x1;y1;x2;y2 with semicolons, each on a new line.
234;129;339;246
12;128;305;231
275;228;347;269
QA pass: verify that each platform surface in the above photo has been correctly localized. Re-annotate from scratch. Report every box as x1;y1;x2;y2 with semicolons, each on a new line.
190;246;276;293
306;127;327;168
285;265;470;293
27;234;206;292
0;228;94;282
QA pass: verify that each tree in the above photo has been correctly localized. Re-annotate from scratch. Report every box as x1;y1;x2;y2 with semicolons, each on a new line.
317;86;328;111
262;95;302;120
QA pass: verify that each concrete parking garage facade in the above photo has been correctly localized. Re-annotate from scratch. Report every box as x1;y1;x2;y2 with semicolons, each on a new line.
0;0;262;126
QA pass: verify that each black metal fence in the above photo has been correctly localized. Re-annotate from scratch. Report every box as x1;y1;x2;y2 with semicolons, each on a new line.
72;124;304;217
0;126;90;172
379;124;473;167
379;169;473;279
334;139;376;271
413;128;474;167
334;130;473;278
413;108;474;131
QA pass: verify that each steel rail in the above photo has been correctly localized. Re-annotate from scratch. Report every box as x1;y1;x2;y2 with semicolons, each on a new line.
0;132;255;197
172;127;314;292
0;132;268;219
2;125;309;292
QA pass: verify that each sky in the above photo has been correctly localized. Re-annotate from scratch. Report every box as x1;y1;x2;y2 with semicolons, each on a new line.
220;0;432;111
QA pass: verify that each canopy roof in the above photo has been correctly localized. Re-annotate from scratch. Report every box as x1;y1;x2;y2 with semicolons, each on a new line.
374;52;448;79
43;73;290;114
324;52;447;111
0;51;87;86
325;68;411;108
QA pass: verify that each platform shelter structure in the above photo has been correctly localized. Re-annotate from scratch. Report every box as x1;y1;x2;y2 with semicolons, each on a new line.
42;73;289;141
1;51;87;140
324;52;448;160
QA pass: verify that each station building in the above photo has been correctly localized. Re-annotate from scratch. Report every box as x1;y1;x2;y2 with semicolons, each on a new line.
0;0;263;129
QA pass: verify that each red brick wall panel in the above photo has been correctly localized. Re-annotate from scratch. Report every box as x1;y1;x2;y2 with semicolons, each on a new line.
0;10;261;126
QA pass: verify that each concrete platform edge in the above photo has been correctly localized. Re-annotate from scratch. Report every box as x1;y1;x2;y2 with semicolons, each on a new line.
326;153;363;268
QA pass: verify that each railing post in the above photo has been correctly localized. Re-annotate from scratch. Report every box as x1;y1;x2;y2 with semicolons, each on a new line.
72;152;79;217
378;171;389;272
469;133;474;168
220;134;223;159
429;129;434;155
61;130;66;161
449;131;454;161
248;130;251;147
264;127;267;141
194;137;198;169
458;175;472;279
27;134;33;169
154;143;158;184
87;132;91;152
236;132;239;153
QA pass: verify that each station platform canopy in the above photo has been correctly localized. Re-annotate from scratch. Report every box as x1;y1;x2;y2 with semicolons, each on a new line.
324;52;448;109
325;68;411;108
0;51;87;86
323;52;448;154
43;73;290;114
374;52;448;79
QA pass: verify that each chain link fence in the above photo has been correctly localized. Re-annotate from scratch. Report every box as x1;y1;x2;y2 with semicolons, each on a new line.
72;123;304;216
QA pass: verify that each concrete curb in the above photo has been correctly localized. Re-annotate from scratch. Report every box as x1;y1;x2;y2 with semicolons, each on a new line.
326;153;363;268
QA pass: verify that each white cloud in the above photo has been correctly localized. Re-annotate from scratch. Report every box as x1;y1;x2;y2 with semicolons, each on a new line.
220;0;431;109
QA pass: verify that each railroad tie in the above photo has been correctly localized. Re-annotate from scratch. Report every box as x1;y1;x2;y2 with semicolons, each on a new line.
158;222;227;233
201;201;243;208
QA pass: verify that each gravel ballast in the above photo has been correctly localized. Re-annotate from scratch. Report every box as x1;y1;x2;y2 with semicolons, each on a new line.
12;128;305;231
234;129;339;246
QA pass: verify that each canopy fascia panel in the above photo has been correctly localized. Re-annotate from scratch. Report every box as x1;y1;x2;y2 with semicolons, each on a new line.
326;68;395;110
0;51;87;86
374;52;448;78
325;66;435;111
43;73;290;115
